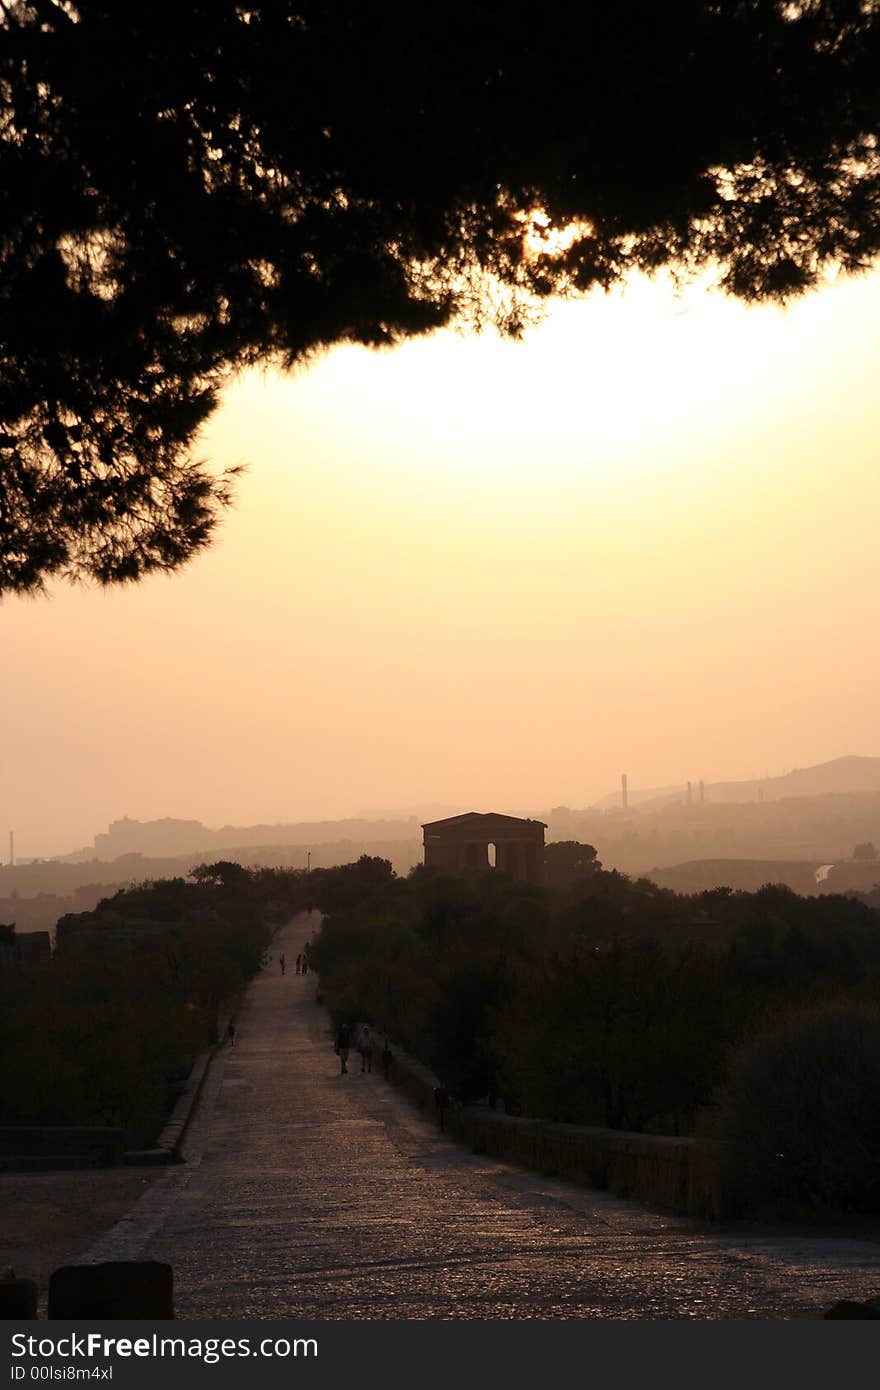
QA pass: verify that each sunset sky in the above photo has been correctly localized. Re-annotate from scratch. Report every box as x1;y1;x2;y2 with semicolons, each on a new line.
4;268;880;857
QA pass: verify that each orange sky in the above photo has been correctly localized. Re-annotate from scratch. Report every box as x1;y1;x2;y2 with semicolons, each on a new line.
4;269;880;857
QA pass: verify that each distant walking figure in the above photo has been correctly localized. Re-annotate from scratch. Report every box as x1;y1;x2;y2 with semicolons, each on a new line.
381;1041;393;1080
227;1022;236;1048
335;1022;351;1075
301;958;308;976
295;953;302;974
280;953;286;976
357;1023;373;1073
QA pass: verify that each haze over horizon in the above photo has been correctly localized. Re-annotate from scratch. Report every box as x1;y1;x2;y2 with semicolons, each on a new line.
17;751;880;864
5;269;880;860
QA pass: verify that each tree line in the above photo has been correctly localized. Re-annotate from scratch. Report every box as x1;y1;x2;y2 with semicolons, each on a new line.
309;850;880;1213
0;863;310;1145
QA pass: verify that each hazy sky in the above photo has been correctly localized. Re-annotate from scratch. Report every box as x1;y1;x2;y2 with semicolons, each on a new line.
4;268;880;857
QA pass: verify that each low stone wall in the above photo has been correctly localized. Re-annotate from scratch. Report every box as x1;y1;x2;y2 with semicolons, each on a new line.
383;1041;723;1219
127;987;246;1165
383;1045;438;1111
0;1126;126;1169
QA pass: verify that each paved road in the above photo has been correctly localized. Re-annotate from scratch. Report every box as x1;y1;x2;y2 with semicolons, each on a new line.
85;914;880;1318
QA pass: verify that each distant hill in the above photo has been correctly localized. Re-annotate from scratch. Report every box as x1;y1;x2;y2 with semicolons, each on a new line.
595;756;880;810
649;852;880;897
0;836;424;934
591;783;685;810
61;813;421;862
648;859;825;895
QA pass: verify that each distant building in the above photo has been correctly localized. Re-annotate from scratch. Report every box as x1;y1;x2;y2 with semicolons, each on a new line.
422;812;546;884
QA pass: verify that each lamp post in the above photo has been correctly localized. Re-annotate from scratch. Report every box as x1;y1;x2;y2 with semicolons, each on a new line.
307;850;311;873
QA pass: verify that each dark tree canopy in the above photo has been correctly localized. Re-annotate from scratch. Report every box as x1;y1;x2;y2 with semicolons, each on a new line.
544;840;601;889
2;1;878;593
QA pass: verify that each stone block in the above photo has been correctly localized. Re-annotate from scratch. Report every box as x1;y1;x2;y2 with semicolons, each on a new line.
824;1296;880;1319
0;1278;38;1319
48;1261;173;1319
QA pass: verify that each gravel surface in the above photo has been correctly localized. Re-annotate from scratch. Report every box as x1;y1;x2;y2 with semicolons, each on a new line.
0;1167;162;1292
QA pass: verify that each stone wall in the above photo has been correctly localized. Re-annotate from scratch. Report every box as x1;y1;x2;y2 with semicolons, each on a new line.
382;1041;723;1219
0;1126;126;1169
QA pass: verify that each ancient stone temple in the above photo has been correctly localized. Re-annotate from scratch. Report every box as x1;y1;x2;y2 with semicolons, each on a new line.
421;812;546;884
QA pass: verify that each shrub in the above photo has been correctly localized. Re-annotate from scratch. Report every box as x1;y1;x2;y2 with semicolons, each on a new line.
715;1000;880;1214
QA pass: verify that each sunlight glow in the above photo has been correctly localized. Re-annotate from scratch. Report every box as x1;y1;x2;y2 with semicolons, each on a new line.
519;208;594;258
4;267;880;852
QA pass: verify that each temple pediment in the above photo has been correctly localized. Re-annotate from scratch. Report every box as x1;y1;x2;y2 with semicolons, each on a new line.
422;811;545;837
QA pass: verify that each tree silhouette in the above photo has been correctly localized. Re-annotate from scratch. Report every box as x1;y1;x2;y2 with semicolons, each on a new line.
2;1;878;592
544;840;600;889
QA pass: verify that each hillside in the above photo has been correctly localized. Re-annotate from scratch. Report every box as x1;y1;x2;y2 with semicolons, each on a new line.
59;814;422;862
594;756;880;811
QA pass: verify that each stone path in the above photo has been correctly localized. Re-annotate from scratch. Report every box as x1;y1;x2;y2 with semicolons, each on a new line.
83;914;880;1319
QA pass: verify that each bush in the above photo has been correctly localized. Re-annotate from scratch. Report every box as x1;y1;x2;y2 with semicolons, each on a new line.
715;1000;880;1214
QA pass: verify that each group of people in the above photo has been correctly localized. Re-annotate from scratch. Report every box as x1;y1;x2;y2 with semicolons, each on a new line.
278;948;312;977
334;1021;373;1075
230;946;397;1086
333;1023;394;1079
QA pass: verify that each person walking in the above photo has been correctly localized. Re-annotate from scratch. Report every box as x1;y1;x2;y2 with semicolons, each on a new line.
295;953;302;974
335;1021;351;1075
227;1022;236;1048
357;1023;373;1073
280;953;286;976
